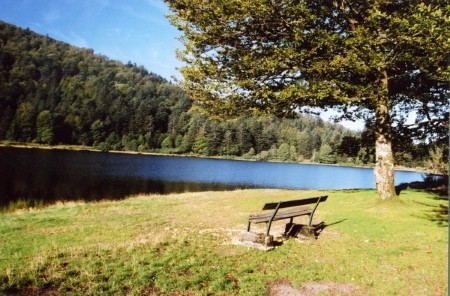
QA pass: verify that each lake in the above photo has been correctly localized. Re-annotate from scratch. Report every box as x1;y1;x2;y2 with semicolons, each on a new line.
0;146;425;207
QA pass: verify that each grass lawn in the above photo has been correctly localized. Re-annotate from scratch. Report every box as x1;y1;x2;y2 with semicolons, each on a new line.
0;189;447;295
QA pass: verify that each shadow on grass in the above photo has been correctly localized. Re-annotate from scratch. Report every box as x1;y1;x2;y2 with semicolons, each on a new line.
396;174;448;227
284;219;347;239
424;204;449;227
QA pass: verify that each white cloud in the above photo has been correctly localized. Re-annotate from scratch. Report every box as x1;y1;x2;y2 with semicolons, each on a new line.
319;109;365;131
339;120;365;131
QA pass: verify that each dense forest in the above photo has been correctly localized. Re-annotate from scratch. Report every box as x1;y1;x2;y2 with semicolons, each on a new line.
0;21;441;170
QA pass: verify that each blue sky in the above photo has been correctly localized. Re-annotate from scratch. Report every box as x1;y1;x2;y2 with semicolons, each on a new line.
0;0;182;80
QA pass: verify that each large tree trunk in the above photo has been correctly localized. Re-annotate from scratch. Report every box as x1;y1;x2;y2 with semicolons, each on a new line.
374;72;396;200
374;127;396;200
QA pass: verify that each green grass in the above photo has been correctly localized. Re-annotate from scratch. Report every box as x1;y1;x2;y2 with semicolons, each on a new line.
0;189;447;295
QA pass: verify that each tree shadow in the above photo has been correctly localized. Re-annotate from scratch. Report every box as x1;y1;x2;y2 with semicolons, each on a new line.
284;219;347;239
395;174;448;197
396;173;448;226
424;204;449;227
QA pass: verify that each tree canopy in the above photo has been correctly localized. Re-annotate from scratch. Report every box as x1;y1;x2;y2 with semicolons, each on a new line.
165;0;450;199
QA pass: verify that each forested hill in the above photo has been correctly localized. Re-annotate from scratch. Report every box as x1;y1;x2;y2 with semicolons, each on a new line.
0;21;367;164
0;21;190;150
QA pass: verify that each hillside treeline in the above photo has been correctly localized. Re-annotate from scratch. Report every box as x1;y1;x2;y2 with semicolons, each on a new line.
0;21;437;169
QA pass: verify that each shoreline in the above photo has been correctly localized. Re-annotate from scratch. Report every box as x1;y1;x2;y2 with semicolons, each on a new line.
0;141;432;174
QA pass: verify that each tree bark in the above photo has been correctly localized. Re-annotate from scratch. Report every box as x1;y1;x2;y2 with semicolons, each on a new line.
374;71;396;200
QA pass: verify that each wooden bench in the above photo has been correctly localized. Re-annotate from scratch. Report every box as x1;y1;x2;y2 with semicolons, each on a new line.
247;195;328;237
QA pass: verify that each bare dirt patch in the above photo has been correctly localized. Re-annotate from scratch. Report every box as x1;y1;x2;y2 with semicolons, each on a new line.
269;280;361;296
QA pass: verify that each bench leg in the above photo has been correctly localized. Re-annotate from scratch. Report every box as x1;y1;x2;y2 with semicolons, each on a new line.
247;220;251;232
308;214;313;227
282;218;294;236
266;221;273;237
266;202;282;237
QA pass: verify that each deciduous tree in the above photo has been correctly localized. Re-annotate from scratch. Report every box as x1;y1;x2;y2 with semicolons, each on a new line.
36;110;54;144
165;0;450;199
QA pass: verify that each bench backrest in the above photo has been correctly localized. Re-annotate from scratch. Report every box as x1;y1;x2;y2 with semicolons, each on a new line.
262;195;328;210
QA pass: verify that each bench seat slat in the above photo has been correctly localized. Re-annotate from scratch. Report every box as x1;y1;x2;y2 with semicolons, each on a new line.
249;206;312;223
262;195;328;210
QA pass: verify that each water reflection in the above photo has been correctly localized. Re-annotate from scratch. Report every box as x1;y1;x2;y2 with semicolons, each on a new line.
0;146;425;209
2;174;242;208
0;147;248;208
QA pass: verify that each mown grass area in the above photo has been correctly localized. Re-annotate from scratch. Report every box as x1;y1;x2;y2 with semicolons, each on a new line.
0;189;447;295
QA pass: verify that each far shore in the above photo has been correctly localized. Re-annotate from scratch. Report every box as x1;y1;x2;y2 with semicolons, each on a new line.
0;140;432;174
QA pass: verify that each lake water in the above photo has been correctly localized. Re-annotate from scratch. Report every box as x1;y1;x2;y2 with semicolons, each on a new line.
0;146;425;207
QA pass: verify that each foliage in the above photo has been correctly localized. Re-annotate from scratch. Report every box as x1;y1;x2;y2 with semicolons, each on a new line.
318;144;336;164
427;146;449;174
0;189;447;295
165;0;449;134
35;110;54;144
165;0;450;199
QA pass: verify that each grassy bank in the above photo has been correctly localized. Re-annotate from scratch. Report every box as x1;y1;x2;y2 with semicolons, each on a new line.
0;189;447;295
